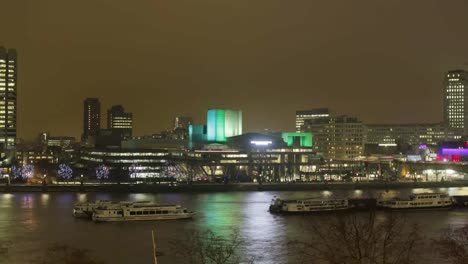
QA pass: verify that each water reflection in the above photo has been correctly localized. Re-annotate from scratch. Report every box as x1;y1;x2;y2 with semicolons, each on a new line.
240;192;286;263
2;188;468;264
130;193;153;201
40;194;49;207
21;195;34;209
76;193;88;203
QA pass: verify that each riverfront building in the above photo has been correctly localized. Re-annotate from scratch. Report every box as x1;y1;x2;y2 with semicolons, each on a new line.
0;47;17;164
365;123;458;146
302;115;365;160
78;132;361;182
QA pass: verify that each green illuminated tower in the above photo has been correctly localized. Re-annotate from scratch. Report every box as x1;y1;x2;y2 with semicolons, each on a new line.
207;109;242;142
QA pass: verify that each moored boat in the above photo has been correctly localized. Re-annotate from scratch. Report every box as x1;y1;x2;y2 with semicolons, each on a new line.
91;202;196;222
269;197;349;214
73;200;152;218
377;192;453;210
73;200;113;218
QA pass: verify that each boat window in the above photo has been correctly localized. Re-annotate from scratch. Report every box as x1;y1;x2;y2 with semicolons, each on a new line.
183;209;187;213
130;212;136;215
156;211;161;214
143;211;149;215
137;211;143;215
149;211;155;214
162;210;168;214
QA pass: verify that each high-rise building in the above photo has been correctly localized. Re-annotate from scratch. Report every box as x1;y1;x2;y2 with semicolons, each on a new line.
83;98;101;141
295;108;330;132
0;47;17;162
444;70;468;135
107;105;133;138
206;109;242;142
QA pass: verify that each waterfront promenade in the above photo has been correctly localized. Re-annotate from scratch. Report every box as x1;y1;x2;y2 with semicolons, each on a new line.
1;180;468;193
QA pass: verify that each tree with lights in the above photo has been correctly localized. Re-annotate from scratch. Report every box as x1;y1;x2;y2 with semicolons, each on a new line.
58;164;73;182
21;164;34;179
95;165;110;181
11;165;22;180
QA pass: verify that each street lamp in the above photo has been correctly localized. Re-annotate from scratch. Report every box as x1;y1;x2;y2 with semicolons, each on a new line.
43;174;47;186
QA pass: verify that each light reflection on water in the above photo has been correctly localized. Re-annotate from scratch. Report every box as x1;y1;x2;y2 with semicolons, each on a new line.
1;187;468;263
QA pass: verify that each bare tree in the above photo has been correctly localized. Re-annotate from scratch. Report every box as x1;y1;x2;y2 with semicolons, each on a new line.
289;212;422;264
31;243;104;264
0;240;12;258
433;224;468;264
170;229;254;264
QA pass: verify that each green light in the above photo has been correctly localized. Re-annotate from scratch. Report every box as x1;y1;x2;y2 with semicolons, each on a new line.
207;109;242;142
281;132;313;147
216;109;225;141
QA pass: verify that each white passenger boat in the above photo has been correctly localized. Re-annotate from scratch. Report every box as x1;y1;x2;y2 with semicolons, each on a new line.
91;202;196;222
377;192;453;209
73;200;113;218
269;197;349;214
73;200;151;218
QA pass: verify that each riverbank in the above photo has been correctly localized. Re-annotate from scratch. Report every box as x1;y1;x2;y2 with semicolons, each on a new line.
1;181;468;193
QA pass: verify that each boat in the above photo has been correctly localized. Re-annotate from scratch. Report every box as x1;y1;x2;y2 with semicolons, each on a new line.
91;202;196;222
73;200;113;218
73;200;152;218
269;197;349;214
377;192;453;209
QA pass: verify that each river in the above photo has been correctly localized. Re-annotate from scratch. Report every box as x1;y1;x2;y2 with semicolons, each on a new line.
1;187;468;263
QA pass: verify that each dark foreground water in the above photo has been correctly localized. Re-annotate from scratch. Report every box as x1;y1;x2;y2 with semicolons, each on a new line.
1;187;468;264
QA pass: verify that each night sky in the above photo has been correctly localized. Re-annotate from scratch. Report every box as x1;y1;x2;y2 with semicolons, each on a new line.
2;0;468;140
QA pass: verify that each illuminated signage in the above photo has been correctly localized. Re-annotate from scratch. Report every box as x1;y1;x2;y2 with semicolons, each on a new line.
250;141;272;146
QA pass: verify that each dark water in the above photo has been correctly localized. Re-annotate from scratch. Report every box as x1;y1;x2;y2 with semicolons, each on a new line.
1;187;468;264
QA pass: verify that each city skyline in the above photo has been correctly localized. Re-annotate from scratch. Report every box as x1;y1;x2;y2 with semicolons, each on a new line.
2;0;468;139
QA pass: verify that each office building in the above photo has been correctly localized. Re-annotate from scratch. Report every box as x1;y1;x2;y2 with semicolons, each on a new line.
0;47;17;163
366;123;458;146
206;109;242;142
303;115;364;160
444;70;468;134
37;132;75;149
83;98;101;141
107;105;133;138
295;108;330;132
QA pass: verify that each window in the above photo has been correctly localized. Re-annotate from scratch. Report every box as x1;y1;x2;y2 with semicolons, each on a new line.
130;212;136;215
136;211;142;215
